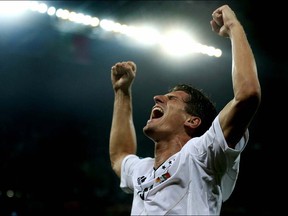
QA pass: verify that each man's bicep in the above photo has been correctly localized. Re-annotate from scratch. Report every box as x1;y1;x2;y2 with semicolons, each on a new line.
113;154;131;178
219;100;250;148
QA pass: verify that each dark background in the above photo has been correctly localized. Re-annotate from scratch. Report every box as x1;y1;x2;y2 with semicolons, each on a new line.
0;1;286;215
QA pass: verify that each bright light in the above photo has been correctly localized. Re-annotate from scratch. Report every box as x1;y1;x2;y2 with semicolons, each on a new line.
0;1;32;17
124;26;161;46
0;1;222;58
56;9;70;20
68;11;83;23
100;19;115;31
90;17;100;27
47;7;56;16
160;30;197;57
38;3;48;14
158;30;221;58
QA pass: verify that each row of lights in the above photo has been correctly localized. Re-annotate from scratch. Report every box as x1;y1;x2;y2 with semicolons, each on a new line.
0;1;222;58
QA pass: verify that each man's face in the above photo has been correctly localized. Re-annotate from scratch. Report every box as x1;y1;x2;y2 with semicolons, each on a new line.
143;90;191;141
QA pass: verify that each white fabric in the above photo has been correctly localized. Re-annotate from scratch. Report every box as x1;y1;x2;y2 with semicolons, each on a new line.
120;115;248;215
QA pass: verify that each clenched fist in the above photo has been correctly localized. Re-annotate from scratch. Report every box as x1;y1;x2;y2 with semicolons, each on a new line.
111;61;137;93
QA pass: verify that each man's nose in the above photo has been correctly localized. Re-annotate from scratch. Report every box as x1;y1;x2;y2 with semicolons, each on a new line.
153;95;165;103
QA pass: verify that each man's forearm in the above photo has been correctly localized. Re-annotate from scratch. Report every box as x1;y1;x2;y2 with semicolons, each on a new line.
109;91;137;177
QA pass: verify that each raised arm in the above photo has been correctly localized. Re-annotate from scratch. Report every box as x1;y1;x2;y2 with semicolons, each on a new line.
210;5;261;148
109;61;137;177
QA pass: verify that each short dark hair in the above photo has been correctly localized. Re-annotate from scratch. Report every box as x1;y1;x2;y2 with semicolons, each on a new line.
169;84;217;137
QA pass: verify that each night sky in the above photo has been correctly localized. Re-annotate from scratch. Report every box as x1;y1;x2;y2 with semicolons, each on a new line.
0;1;286;215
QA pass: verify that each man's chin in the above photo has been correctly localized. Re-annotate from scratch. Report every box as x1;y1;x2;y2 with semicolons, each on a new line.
143;125;152;136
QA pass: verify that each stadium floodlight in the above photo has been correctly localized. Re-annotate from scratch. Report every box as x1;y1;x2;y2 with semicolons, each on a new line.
0;1;222;58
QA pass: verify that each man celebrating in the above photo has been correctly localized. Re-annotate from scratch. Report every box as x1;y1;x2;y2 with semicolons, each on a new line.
109;5;261;215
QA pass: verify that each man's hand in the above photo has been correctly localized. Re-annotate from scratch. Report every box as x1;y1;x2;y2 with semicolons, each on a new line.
111;61;137;93
210;5;239;38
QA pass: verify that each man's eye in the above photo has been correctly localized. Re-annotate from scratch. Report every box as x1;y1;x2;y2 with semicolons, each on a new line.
167;95;176;100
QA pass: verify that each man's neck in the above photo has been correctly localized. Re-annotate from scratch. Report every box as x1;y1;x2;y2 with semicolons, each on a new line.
153;137;188;169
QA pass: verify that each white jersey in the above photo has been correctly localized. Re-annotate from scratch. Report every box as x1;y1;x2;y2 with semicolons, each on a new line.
120;115;248;215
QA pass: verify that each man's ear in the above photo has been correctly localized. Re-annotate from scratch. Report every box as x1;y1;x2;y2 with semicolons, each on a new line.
184;116;201;129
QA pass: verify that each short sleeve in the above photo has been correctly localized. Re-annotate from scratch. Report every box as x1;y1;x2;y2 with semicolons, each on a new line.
221;130;249;201
120;154;140;194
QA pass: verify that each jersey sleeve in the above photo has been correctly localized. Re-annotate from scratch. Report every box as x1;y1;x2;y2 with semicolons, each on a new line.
213;115;249;201
184;115;249;202
120;154;141;194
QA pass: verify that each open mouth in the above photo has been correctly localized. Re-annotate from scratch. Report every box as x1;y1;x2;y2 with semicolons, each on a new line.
151;106;164;119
